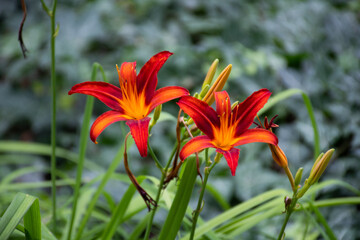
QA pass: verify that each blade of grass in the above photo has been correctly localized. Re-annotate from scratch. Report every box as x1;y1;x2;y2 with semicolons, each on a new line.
308;202;337;240
158;157;198;240
299;203;331;240
74;136;134;240
67;62;106;240
0;141;101;171
129;214;151;240
0;192;41;240
180;189;288;240
101;177;145;240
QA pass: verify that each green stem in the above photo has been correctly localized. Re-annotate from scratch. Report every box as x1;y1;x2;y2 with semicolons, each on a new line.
277;191;299;240
66;64;100;240
147;143;164;172
49;0;57;231
144;144;178;240
277;209;293;240
189;159;218;240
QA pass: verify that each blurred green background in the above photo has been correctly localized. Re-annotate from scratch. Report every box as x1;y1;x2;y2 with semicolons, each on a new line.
1;0;359;239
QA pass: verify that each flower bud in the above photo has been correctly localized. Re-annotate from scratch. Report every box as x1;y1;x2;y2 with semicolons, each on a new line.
308;149;335;185
199;84;210;98
202;59;219;89
202;64;232;105
149;104;162;130
294;167;303;188
268;144;288;167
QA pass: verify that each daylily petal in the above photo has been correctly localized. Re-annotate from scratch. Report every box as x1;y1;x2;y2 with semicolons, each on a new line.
118;62;137;86
234;89;271;135
148;86;189;112
179;135;215;161
126;117;151;157
177;96;220;139
214;91;231;116
69;81;123;111
137;51;173;102
234;128;278;146
216;148;240;176
90;110;130;143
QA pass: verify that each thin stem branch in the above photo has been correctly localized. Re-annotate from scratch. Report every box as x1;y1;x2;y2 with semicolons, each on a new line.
48;0;57;231
148;142;164;172
190;156;218;240
277;209;293;240
144;143;178;240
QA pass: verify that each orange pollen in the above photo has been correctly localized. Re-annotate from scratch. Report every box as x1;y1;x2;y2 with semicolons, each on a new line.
118;76;149;120
212;99;237;150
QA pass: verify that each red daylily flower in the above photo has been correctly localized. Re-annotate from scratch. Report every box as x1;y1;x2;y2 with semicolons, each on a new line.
69;51;189;157
178;89;278;176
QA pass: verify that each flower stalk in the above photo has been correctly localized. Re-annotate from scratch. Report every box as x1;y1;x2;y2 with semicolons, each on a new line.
189;153;220;240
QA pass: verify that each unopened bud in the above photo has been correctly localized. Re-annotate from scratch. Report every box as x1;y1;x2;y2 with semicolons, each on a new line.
214;152;222;163
308;149;335;185
193;92;200;99
153;104;162;122
202;59;219;89
199;84;210;98
149;105;162;130
202;64;232;105
268;144;288;167
294;167;303;188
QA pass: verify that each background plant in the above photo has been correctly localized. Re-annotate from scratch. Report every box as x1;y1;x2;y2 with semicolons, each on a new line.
0;0;360;239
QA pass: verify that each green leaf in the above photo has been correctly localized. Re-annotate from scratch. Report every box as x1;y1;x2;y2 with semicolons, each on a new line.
101;177;146;240
158;157;198;240
181;189;288;240
0;141;101;171
0;192;41;240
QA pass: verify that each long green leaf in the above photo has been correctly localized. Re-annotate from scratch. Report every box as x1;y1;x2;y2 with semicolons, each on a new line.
158;157;198;240
181;189;288;240
67;62;104;240
74;136;134;240
0;192;41;240
101;177;145;240
0;141;101;171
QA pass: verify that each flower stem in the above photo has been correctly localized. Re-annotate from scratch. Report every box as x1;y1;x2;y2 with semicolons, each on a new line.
277;191;299;240
190;157;218;240
48;0;58;231
277;208;293;240
144;144;178;240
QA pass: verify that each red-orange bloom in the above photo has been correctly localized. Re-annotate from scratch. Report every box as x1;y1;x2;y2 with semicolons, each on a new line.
69;51;189;157
178;89;278;176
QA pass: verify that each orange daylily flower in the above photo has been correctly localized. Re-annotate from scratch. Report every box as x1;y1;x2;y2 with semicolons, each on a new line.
178;90;278;175
69;51;189;157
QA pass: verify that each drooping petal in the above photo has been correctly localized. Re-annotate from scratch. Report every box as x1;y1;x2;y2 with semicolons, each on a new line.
234;128;278;146
137;51;173;102
69;81;123;111
234;89;271;135
126;117;151;157
148;86;189;112
216;148;240;176
214;91;231;116
179;135;215;161
90;110;130;143
177;96;220;139
118;62;137;85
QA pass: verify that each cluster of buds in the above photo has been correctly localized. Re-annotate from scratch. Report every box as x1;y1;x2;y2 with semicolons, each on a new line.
297;149;335;198
186;59;232;125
